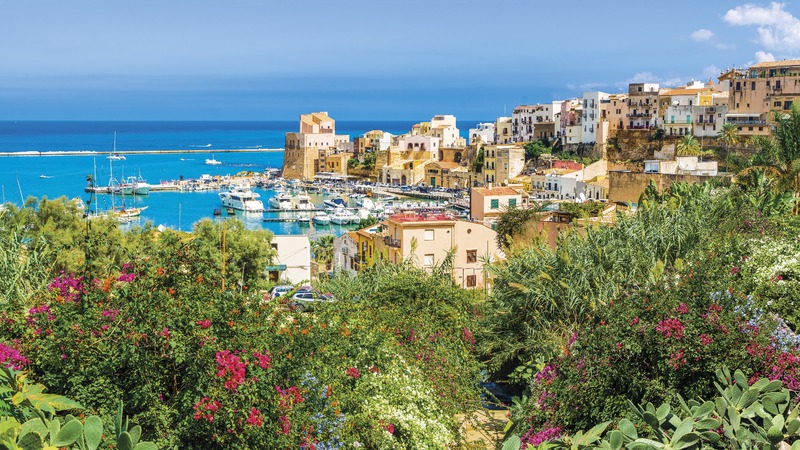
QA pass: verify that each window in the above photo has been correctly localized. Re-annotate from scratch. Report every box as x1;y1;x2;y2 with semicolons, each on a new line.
466;275;477;287
467;250;477;264
424;229;434;241
423;254;434;267
490;199;499;209
271;243;278;250
509;198;517;208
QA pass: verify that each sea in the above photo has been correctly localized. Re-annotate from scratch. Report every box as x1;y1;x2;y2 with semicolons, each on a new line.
0;121;477;237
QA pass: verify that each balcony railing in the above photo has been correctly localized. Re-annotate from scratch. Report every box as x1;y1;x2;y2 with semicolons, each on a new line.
383;236;401;248
727;119;767;125
627;112;653;117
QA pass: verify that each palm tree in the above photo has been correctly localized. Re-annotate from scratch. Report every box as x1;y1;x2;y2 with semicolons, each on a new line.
311;234;335;274
739;105;800;193
718;122;740;158
675;134;701;157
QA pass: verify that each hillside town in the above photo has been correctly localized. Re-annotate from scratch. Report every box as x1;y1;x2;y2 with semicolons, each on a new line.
272;60;800;286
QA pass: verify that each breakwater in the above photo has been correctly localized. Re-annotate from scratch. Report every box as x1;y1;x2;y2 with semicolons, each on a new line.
0;148;284;157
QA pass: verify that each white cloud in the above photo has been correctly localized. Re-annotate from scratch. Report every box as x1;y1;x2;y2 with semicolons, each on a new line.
613;72;685;91
755;50;776;62
701;65;722;80
724;2;800;49
691;29;714;41
566;82;607;92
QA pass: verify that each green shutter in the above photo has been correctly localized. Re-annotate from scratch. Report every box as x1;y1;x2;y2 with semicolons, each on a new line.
509;198;517;208
490;199;499;209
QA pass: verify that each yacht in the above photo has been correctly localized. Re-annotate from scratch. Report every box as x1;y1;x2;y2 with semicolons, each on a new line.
269;192;293;210
219;184;264;212
293;193;314;210
205;154;222;165
323;196;347;209
329;208;352;225
312;211;331;225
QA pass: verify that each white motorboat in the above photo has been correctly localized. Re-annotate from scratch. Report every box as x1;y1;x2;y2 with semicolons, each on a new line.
312;211;331;225
269;192;293;210
219;183;264;212
329;208;352;225
297;212;311;225
323;196;347;209
205;154;222;165
293;193;314;210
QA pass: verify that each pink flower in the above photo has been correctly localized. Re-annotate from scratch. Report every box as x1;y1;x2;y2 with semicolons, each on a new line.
246;407;263;428
216;350;247;391
195;319;212;329
0;343;28;370
730;266;740;275
669;350;687;370
161;328;170;340
675;303;689;314
462;327;475;345
656;318;685;339
279;415;290;434
699;334;713;346
385;423;395;434
346;367;361;379
252;351;271;369
630;317;640;326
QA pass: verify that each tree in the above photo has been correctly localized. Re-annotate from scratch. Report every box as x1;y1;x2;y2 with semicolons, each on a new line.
738;104;800;193
473;147;485;174
523;140;551;162
311;234;335;273
718;122;740;157
675;134;701;157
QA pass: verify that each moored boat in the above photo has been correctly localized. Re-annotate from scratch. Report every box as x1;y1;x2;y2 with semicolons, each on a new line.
312;211;331;225
269;192;293;210
219;183;264;212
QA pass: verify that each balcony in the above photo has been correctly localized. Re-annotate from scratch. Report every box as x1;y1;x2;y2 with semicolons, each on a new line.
627;112;653;117
383;236;401;248
728;119;767;125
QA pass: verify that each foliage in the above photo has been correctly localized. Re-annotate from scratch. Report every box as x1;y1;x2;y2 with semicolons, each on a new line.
507;369;800;450
361;151;377;171
482;182;724;377
676;135;701;157
0;203;485;449
494;202;550;249
474;147;485;173
311;234;335;272
557;201;608;218
524;141;552;162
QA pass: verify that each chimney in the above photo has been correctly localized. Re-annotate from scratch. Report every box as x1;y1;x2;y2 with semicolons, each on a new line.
488;182;493;190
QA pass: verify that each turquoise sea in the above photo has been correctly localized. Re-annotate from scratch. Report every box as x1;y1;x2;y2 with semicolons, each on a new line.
0;121;475;236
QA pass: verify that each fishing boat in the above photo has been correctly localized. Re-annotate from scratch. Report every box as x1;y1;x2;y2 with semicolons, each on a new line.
269;192;293;210
219;183;264;212
120;175;151;196
205;154;222;165
39;175;53;179
312;211;331;225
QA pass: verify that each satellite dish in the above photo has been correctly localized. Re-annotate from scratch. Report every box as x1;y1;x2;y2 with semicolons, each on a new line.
579;192;586;202
672;100;680;106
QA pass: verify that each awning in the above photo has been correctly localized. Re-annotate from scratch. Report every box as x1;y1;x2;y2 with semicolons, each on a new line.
265;265;287;271
725;113;763;117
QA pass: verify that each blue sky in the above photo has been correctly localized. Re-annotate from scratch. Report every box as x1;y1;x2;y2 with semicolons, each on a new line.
2;0;799;121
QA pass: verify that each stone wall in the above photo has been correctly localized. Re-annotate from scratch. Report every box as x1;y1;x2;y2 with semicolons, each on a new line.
281;147;318;180
608;170;729;204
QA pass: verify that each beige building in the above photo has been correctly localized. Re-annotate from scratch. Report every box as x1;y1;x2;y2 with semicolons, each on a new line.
470;186;523;225
495;117;513;144
627;83;660;129
376;213;503;289
727;60;800;137
483;145;525;185
268;235;312;284
282;112;351;179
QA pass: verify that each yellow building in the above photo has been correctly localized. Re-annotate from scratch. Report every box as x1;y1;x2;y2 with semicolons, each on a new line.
728;60;800;136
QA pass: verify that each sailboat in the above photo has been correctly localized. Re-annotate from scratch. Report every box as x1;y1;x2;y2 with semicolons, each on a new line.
101;138;147;222
107;132;126;160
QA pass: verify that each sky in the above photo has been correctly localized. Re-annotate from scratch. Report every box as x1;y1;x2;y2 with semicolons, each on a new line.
2;0;800;121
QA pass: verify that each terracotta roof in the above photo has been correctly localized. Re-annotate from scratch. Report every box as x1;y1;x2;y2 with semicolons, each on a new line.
750;59;800;69
347;231;359;241
473;187;521;196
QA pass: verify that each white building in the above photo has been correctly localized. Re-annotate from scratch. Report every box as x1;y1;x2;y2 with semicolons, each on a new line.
512;105;536;142
469;122;495;146
333;232;359;275
268;235;311;285
581;92;610;143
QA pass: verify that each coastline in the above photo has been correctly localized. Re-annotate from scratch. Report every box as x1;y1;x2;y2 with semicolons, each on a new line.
0;148;285;157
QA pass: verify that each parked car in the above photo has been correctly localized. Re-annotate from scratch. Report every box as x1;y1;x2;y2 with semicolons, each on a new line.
268;285;293;300
288;291;335;312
